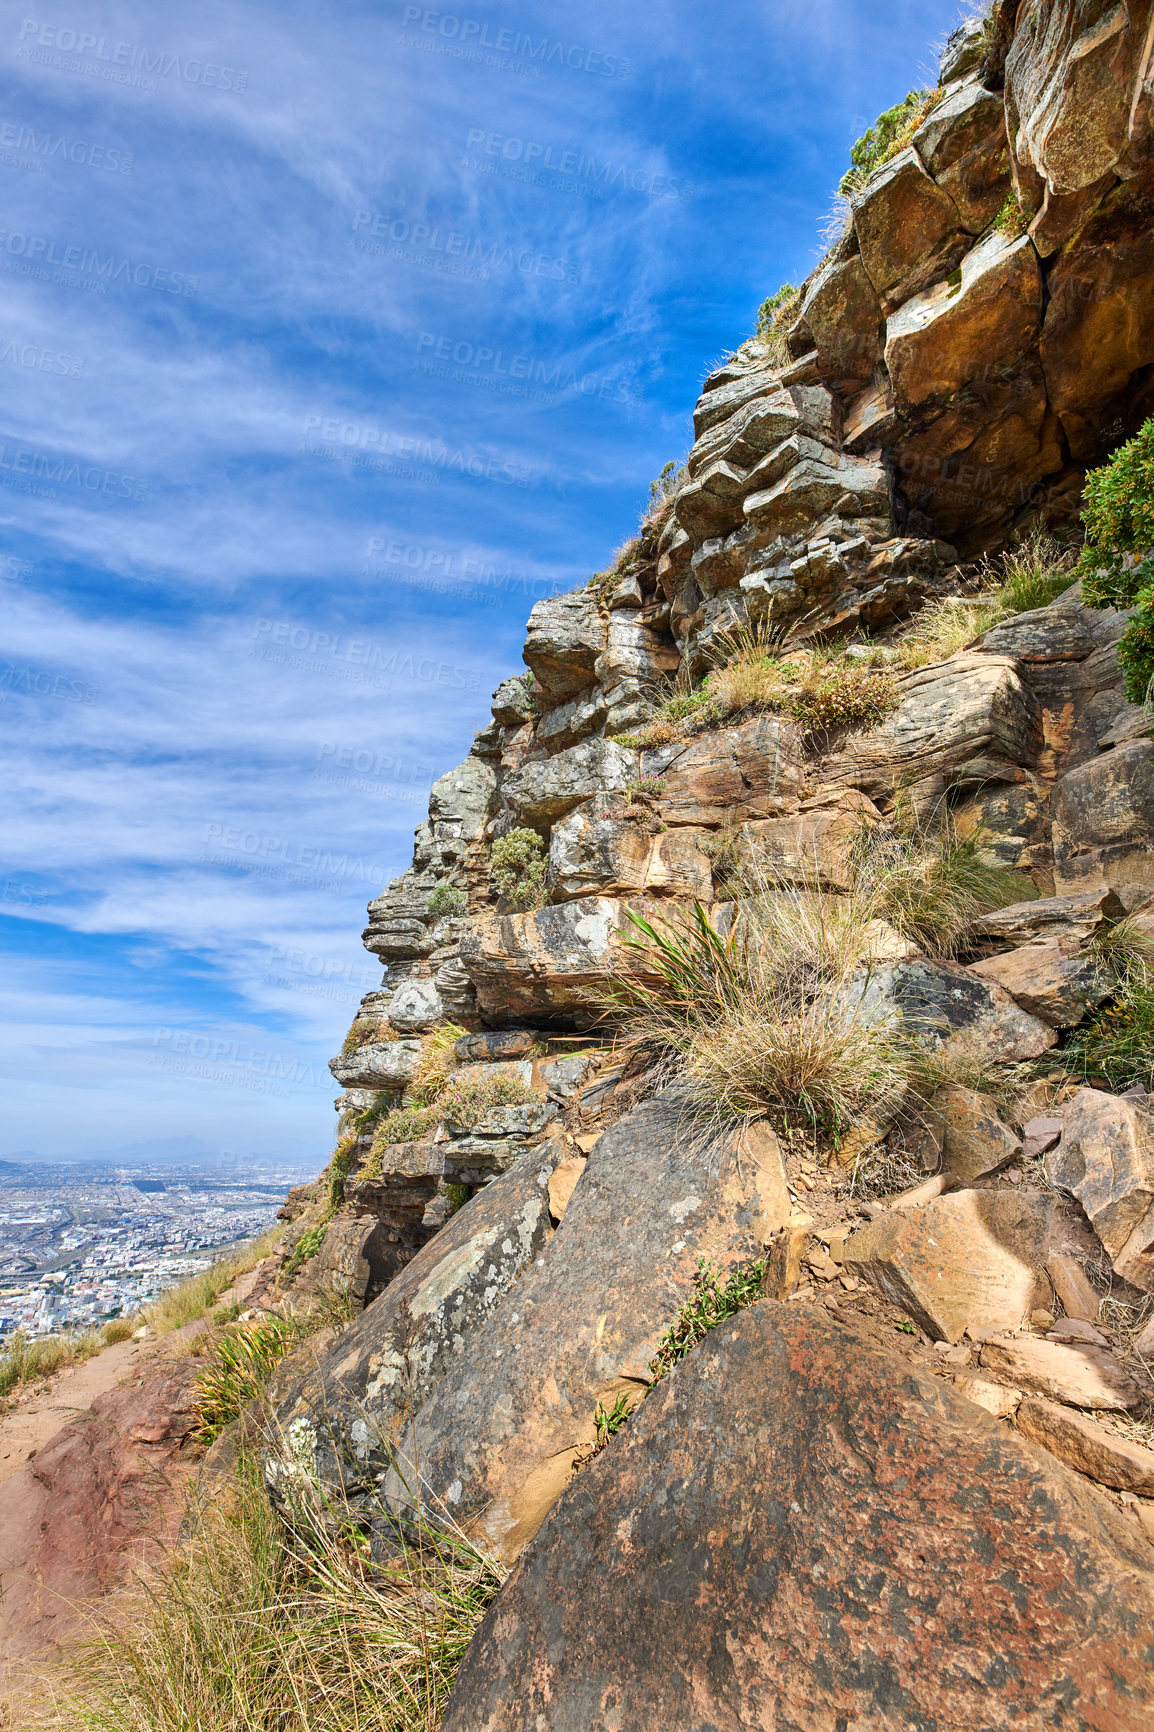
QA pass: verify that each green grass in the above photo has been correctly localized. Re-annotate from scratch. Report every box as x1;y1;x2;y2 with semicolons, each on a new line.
37;1446;505;1732
144;1227;286;1336
0;1324;112;1402
1062;919;1154;1091
650;1256;770;1382
190;1312;307;1447
838;87;943;198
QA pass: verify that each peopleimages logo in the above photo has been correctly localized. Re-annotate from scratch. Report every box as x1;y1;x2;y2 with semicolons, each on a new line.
414;332;631;403
352;211;581;285
400;8;631;78
16;20;249;92
0;229;197;296
464;127;694;202
0;119;133;172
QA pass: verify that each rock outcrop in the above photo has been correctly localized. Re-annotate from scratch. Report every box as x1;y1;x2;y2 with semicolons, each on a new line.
258;5;1154;1722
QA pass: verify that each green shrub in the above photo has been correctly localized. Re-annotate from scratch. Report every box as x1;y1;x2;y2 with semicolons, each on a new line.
645;459;687;518
788;667;900;733
439;1067;537;1125
839;88;942;197
994;188;1027;238
490;827;548;910
281;1221;327;1277
428;883;467;918
1078;418;1154;702
363;1104;440;1172
650;1256;769;1381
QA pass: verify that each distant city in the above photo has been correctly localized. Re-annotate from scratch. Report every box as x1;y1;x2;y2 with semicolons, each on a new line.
0;1138;317;1336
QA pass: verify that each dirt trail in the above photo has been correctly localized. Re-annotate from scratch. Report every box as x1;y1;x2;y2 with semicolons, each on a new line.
0;1337;149;1487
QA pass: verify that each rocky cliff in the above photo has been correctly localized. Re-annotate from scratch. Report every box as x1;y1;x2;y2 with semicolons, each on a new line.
263;5;1154;1723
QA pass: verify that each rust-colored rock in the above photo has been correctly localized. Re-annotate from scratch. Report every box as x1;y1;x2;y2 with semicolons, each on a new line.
969;938;1109;1027
642;712;804;825
852;146;967;304
843;1188;1058;1342
933;1084;1022;1180
1017;1394;1154;1493
1053;738;1154;904
1045;1087;1154;1290
443;1306;1154;1732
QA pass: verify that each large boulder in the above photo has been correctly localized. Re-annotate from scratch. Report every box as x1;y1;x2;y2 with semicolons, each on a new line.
799;253;884;388
273;1142;563;1502
845;956;1057;1062
969;938;1109;1027
852;146;967;305
547;809;712;902
459;896;658;1022
500;737;633;826
375;1100;793;1561
912;76;1009;230
818;653;1040;801
1052;739;1154;904
329;1037;420;1091
428;756;496;837
844;1188;1060;1341
443;1305;1154;1732
1045;1088;1154;1291
641;713;805;825
521;593;605;704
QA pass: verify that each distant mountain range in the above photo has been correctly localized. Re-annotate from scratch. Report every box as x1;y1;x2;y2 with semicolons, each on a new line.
0;1137;307;1171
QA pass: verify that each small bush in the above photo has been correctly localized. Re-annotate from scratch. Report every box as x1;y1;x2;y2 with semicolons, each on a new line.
427;883;467;919
645;459;688;519
361;1104;441;1178
849;821;1031;959
1078;417;1154;702
994;187;1027;238
788;666;900;734
1063;918;1154;1090
490;827;548;910
650;1255;769;1381
839;87;943;197
339;1017;390;1060
439;1066;537;1126
409;1020;467;1106
754;283;802;364
281;1221;328;1278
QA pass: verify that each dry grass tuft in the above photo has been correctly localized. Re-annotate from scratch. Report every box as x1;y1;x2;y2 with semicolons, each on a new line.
143;1226;286;1336
30;1444;504;1732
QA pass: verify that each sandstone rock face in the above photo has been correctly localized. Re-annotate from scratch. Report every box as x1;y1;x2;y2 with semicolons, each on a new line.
1016;1395;1154;1495
521;593;604;704
375;1102;793;1561
642;714;805;824
844;1189;1057;1341
853;147;967;305
739;793;880;891
443;1306;1154;1732
1053;739;1154;902
274;1143;561;1501
1046;1088;1154;1289
460;897;657;1023
980;1335;1144;1411
969;938;1109;1026
847;957;1057;1063
886;232;1043;412
970;887;1126;949
799;253;883;388
934;1085;1022;1180
500;737;632;825
547;808;712;902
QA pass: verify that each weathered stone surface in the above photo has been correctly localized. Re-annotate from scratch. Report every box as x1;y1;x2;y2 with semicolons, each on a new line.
687;388;805;477
547;1154;585;1221
547;808;712;902
673;459;750;539
521;593;605;704
934;1085;1022;1180
1053;739;1154;903
534;688;607;752
1046;1248;1101;1321
428;756;496;837
443;1306;1154;1732
274;1143;562;1502
642;713;804;825
847;957;1057;1063
914;77;1010;230
1045;1088;1154;1290
980;1336;1144;1410
738;793;880;891
744;448;888;534
970;887;1126;949
386;977;443;1033
952;775;1054;876
853;146;967;304
844;1189;1057;1342
460;897;659;1023
330;1038;420;1091
954;1373;1023;1418
970;939;1110;1027
972;602;1099;665
886;232;1043;412
453;1029;541;1063
799;253;883;387
818;654;1040;802
500;737;632;825
490;676;535;728
691;362;782;438
1017;1395;1154;1495
376;1104;793;1560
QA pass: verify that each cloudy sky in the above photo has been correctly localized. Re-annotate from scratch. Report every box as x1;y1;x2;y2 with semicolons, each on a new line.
0;0;965;1163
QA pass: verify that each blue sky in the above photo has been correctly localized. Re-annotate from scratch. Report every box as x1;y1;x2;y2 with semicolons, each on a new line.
0;0;965;1162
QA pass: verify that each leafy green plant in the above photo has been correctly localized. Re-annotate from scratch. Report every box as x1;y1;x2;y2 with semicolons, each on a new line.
190;1313;303;1446
571;1391;639;1471
1078;418;1154;702
839;87;943;197
788;666;900;734
994;187;1027;238
281;1221;328;1278
490;827;548;910
427;883;467;919
444;1182;471;1214
439;1066;537;1126
650;1256;769;1382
